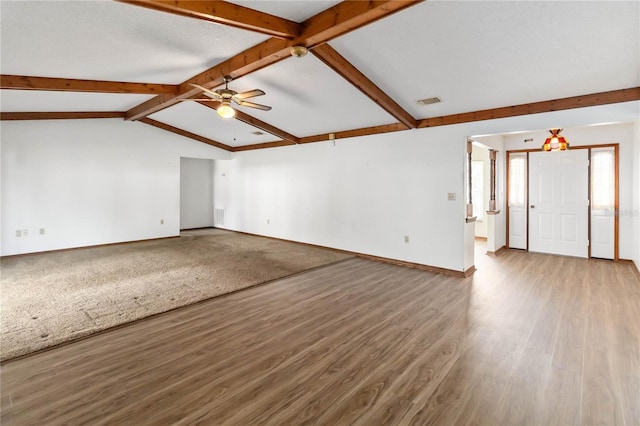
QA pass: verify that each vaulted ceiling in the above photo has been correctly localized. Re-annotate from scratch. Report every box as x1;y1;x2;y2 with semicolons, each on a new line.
1;0;639;151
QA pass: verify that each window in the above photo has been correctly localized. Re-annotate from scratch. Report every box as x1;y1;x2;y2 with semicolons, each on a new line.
591;148;615;210
471;161;484;220
508;154;527;208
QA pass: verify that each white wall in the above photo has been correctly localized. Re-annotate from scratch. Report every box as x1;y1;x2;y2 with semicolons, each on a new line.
2;102;637;270
503;121;638;260
215;127;469;272
214;104;638;272
180;157;214;230
1;119;229;255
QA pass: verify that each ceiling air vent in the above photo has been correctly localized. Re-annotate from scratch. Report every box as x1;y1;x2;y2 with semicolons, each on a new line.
251;131;264;136
417;97;441;106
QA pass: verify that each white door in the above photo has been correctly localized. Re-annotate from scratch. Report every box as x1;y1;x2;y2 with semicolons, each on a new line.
590;148;615;259
529;150;589;258
508;153;527;249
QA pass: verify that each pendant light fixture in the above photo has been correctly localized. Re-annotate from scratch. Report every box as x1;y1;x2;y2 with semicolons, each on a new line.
542;128;569;151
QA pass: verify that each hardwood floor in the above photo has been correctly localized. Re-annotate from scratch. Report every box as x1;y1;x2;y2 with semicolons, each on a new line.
1;247;639;425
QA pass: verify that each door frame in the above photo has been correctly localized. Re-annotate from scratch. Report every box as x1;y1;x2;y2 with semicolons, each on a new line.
506;143;619;260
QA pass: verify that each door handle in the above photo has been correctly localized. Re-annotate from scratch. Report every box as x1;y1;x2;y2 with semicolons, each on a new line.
530;205;535;208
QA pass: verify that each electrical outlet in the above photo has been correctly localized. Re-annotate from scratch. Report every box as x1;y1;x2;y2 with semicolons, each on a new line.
39;228;46;235
267;218;270;224
160;219;164;225
447;192;456;201
404;235;410;243
22;229;28;237
16;230;22;237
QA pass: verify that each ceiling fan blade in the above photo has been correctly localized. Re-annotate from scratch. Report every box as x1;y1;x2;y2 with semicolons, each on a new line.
189;83;222;99
236;100;272;111
234;89;265;100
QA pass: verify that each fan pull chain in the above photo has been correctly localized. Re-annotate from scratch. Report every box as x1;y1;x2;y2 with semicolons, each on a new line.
233;117;237;143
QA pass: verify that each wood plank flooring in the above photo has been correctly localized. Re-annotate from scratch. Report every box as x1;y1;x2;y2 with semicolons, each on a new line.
1;247;639;425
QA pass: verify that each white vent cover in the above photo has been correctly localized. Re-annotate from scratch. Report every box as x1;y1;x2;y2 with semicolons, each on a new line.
417;97;442;105
214;208;225;226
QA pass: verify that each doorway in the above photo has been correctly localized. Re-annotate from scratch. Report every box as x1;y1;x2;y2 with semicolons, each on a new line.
180;157;214;230
507;145;617;259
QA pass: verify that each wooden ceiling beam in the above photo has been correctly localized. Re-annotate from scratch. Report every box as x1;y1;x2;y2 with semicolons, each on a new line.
117;0;302;39
234;121;410;151
196;100;299;145
233;141;290;152
0;111;126;120
311;43;417;128
125;1;424;121
1;75;177;94
139;117;233;151
300;122;409;144
235;111;299;145
417;87;640;128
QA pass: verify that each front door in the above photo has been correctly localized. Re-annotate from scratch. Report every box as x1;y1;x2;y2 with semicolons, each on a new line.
528;150;589;258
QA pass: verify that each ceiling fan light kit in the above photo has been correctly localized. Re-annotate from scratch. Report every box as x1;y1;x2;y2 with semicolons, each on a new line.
187;77;271;119
217;101;235;119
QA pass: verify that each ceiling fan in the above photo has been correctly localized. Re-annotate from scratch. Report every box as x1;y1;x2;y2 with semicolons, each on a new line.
185;76;272;119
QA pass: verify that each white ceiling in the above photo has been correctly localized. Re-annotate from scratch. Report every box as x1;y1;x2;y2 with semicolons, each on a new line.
226;0;341;22
0;0;268;83
1;0;638;148
330;0;640;118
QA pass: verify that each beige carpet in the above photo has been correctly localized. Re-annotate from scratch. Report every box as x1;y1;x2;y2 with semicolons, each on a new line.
0;229;352;361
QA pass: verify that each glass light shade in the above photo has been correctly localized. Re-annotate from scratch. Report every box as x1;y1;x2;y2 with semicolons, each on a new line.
542;129;569;151
217;102;235;119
